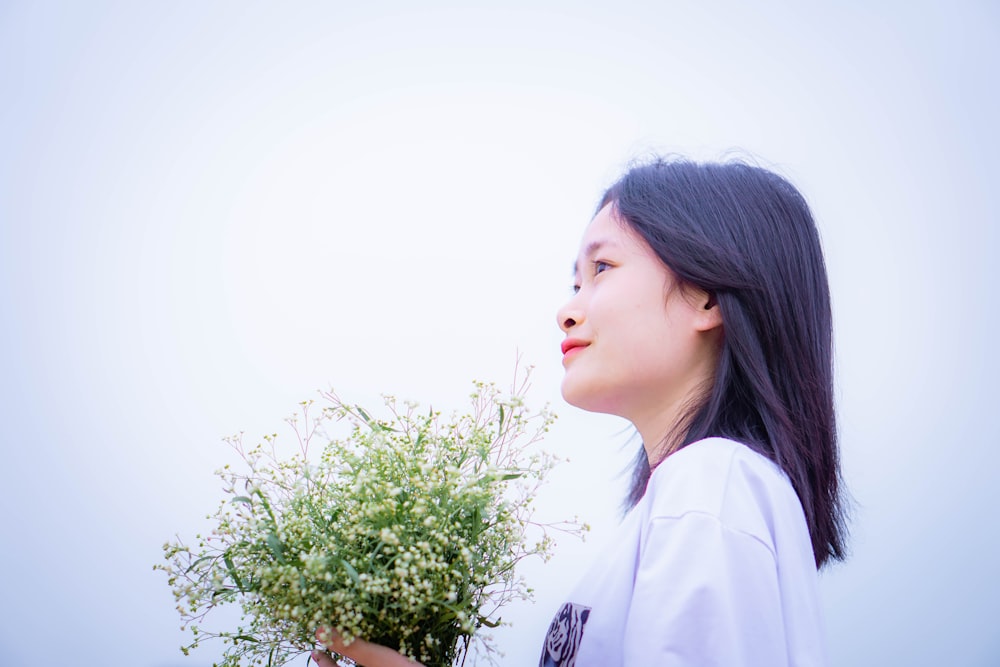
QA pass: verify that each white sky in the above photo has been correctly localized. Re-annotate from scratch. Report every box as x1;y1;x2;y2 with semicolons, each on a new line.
1;2;998;666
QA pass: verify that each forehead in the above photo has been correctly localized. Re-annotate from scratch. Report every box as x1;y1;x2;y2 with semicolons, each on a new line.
573;204;646;272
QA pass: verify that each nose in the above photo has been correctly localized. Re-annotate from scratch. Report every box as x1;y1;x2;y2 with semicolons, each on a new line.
556;294;583;333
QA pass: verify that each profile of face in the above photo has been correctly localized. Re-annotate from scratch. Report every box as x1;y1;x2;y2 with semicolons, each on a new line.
556;204;722;439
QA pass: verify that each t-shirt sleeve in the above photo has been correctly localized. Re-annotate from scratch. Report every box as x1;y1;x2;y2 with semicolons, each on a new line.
623;511;789;667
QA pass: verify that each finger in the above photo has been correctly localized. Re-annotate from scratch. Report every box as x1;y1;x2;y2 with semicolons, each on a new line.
315;625;349;652
348;640;420;666
311;649;339;667
313;626;424;667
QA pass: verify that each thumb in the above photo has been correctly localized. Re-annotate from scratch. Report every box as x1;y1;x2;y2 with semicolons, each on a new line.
314;626;425;667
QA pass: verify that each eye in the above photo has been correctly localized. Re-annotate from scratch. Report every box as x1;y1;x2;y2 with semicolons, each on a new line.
570;260;610;294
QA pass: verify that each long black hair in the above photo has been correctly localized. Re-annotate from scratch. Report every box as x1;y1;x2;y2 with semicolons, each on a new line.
600;157;847;568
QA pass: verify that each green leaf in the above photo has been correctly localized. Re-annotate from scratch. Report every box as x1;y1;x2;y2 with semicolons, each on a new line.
340;558;361;586
253;488;278;525
498;404;505;438
437;601;464;619
223;553;244;591
231;495;253;505
233;634;259;643
471;505;482;538
356;406;372;423
500;473;522;481
184;554;214;574
266;533;286;564
478;615;501;628
368;540;386;569
211;588;238;602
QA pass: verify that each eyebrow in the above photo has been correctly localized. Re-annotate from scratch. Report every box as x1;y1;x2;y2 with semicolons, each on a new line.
572;239;616;276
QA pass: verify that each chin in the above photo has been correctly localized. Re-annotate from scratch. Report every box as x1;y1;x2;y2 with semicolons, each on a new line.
560;376;618;416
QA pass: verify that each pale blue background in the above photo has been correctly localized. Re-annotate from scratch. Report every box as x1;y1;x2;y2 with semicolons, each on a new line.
1;2;998;666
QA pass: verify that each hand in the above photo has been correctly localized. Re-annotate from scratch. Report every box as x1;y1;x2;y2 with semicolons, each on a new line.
312;627;425;667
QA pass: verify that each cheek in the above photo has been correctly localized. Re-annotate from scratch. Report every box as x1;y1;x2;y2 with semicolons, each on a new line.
559;339;635;415
559;288;691;413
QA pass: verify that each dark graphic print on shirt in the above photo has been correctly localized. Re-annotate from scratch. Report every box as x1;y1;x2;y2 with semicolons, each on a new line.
539;602;591;667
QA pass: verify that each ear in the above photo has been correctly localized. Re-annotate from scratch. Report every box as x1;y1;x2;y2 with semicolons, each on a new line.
693;291;723;332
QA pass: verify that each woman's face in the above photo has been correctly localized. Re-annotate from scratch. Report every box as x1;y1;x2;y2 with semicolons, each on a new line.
556;204;721;434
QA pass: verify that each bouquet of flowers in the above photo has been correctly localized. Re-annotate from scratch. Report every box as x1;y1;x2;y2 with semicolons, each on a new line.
157;372;585;666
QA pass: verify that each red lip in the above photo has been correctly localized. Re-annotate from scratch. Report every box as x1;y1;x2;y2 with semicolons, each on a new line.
561;338;589;355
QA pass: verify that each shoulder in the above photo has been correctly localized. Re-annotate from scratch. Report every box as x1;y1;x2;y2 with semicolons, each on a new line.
646;437;788;513
643;437;806;550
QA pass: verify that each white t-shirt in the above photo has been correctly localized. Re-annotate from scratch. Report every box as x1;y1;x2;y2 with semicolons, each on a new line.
538;437;826;667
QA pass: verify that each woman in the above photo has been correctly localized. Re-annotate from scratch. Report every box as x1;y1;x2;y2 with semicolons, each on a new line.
314;157;848;666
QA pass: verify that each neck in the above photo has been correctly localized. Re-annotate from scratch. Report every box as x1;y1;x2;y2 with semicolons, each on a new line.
630;375;713;467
